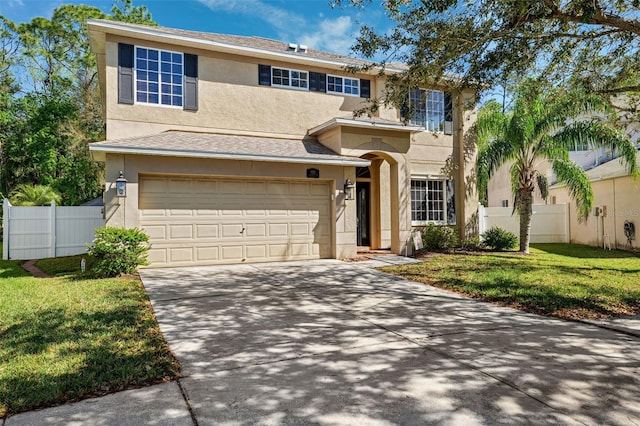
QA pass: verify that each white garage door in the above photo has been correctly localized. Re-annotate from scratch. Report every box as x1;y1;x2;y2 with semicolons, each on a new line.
139;175;332;267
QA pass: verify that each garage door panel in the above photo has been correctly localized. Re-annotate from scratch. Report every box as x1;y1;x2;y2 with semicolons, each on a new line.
245;244;267;259
290;223;310;236
144;225;166;240
221;245;243;261
140;178;166;193
246;181;267;194
148;248;167;264
266;182;288;195
169;225;193;240
219;181;244;194
268;223;288;237
169;247;193;263
221;223;244;238
245;223;266;237
196;246;219;261
168;179;192;193
290;243;310;256
195;224;218;239
139;176;331;266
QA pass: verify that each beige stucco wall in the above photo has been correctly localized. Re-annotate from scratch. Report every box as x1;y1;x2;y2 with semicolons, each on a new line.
488;160;553;208
104;35;379;140
550;176;640;249
99;32;479;258
104;153;362;259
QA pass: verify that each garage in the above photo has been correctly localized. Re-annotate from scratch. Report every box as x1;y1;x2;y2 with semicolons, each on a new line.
139;175;332;267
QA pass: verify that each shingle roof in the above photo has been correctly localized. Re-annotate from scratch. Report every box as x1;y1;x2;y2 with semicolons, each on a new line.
89;131;369;166
89;19;373;68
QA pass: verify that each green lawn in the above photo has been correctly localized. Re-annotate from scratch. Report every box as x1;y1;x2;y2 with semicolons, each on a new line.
0;254;180;417
381;244;640;319
36;254;96;276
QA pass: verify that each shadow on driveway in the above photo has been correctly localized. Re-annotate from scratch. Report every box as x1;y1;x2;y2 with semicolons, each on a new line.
140;260;640;425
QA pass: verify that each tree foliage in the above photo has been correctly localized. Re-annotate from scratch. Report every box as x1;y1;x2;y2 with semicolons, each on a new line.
476;82;638;253
9;184;61;206
336;1;640;111
0;1;155;205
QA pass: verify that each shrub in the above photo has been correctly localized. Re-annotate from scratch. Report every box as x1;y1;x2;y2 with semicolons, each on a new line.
482;226;518;251
460;236;484;251
422;223;459;251
88;227;150;277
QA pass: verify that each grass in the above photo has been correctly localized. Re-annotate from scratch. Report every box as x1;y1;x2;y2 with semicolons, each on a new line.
36;254;96;276
0;254;180;418
381;243;640;319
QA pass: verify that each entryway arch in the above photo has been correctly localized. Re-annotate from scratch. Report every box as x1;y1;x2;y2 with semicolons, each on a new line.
356;151;407;253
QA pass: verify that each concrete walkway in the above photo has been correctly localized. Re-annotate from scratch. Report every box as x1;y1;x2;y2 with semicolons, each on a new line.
7;259;640;425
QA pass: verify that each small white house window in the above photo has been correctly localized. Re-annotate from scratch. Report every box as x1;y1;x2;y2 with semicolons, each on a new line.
271;67;308;89
327;75;360;96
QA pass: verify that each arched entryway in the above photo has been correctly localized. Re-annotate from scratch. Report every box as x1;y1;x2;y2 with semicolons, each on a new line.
356;152;403;251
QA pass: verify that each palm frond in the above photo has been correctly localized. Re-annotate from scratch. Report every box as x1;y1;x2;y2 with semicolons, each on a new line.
9;184;61;206
535;90;614;138
549;121;639;177
477;106;508;147
509;163;520;215
551;159;593;221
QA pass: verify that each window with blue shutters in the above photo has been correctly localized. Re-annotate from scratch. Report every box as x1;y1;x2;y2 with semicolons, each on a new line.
408;89;453;134
135;47;183;107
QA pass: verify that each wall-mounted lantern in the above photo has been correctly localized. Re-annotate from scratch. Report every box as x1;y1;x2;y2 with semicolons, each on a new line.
344;179;355;200
115;171;127;198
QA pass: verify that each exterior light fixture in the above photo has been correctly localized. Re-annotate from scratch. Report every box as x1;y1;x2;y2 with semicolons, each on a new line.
115;171;127;198
344;179;355;200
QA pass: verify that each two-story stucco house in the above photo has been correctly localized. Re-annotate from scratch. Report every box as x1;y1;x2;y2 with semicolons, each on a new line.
87;19;478;267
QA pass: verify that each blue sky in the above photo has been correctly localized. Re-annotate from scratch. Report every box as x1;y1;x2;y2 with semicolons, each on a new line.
0;0;391;56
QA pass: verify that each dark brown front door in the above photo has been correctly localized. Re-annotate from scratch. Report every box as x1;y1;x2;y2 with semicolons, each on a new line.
356;182;370;247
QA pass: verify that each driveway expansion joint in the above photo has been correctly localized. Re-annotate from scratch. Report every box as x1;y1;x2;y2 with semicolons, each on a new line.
176;379;199;426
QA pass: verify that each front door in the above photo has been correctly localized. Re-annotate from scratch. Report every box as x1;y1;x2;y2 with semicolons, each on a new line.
356;182;370;247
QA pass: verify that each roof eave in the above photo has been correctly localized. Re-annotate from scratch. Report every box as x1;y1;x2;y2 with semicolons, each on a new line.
309;118;422;136
88;144;371;167
87;19;385;74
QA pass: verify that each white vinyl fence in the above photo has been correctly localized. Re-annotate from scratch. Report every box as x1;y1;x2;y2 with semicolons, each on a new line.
479;203;570;243
3;199;105;260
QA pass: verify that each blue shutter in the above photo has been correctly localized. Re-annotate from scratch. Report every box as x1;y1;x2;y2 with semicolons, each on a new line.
444;92;453;135
258;64;271;86
446;180;456;225
360;79;371;98
309;72;326;92
184;53;198;111
118;43;134;105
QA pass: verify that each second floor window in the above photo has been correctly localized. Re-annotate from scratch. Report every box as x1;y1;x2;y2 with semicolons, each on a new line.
409;89;445;132
136;47;183;107
271;67;308;89
327;76;360;96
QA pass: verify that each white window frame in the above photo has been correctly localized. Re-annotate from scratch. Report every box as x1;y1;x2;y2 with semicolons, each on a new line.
271;67;309;90
411;177;452;226
327;75;360;96
409;89;445;132
134;46;183;108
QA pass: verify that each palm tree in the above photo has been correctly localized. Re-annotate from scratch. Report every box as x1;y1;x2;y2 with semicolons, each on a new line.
9;184;62;206
477;84;638;253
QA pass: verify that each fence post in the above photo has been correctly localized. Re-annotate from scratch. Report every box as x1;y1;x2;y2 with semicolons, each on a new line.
3;198;9;260
478;204;486;236
49;200;56;258
564;202;570;243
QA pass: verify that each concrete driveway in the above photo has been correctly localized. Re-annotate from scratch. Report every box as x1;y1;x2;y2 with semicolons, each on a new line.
137;259;639;425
